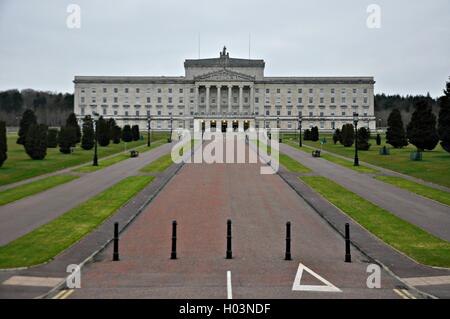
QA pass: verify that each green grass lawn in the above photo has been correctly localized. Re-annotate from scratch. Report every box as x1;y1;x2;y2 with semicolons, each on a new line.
285;140;378;174
300;175;450;267
279;153;311;173
0;132;168;186
255;139;311;173
74;139;166;173
0;175;154;269
140;153;174;173
374;176;450;207
0;175;79;206
284;133;450;188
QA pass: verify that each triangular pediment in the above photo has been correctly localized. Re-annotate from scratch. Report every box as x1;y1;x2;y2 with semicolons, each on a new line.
194;69;255;82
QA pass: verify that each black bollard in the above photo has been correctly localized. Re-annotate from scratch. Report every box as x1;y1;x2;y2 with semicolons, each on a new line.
345;223;351;263
226;219;232;259
113;222;119;261
285;222;292;260
171;220;177;260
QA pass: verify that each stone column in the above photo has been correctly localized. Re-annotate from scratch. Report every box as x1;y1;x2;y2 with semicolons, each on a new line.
250;85;254;115
195;85;200;115
228;85;232;113
239;85;243;115
206;85;210;115
217;85;221;112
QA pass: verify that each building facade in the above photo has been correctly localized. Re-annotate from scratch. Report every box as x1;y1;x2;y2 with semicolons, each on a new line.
74;48;376;132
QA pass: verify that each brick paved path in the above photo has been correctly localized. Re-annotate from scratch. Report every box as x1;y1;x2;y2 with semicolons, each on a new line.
70;143;403;299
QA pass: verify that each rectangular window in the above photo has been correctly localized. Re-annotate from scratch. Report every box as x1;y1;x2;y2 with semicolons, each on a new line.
102;108;107;115
287;110;292;116
158;97;162;103
190;88;194;93
309;97;313;104
320;112;324;117
136;111;139;116
114;88;118;93
255;97;259;103
147;97;151;103
341;97;346;104
136;88;140;93
255;88;259;93
363;88;368;94
81;108;85;115
331;88;335;94
114;97;118;103
353;88;357;94
103;97;107;103
364;97;368;104
266;110;270;116
168;88;172;94
125;111;129;116
125;88;129;93
266;88;270;94
81;97;85;103
320;97;324;104
309;111;313;117
179;88;183;93
179;97;183;104
277;88;281;94
298;88;303;94
103;88;107;93
331;97;335;104
298;97;302;104
341;88;346;94
309;88;313;94
114;110;118;116
168;97;173;104
158;88;162;93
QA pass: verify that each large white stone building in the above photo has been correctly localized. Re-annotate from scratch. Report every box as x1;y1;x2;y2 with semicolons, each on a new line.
74;47;375;132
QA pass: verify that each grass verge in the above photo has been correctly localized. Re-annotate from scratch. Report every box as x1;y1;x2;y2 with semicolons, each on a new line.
374;176;450;207
140;154;174;173
0;175;79;206
0;175;154;268
279;153;311;173
300;175;450;267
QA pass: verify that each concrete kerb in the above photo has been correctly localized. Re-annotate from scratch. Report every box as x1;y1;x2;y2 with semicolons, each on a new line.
38;142;201;299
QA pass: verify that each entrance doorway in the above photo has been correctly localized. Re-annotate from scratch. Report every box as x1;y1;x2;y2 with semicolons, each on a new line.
244;120;250;131
221;120;228;133
232;120;238;132
210;120;217;132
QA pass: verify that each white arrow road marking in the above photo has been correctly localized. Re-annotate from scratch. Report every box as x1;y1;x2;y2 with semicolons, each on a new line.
292;263;341;292
227;271;233;299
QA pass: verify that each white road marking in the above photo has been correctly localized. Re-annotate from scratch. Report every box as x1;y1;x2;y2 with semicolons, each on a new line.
292;263;341;292
227;271;233;299
2;276;64;288
403;275;450;286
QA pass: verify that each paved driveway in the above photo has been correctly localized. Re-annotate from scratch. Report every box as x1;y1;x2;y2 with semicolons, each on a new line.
69;143;403;299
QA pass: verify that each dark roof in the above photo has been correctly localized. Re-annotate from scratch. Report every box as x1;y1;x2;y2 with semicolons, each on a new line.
184;57;265;68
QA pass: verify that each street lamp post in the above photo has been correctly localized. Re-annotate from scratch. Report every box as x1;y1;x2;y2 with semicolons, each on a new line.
169;116;173;143
353;112;359;166
147;115;151;147
298;113;303;147
92;112;99;166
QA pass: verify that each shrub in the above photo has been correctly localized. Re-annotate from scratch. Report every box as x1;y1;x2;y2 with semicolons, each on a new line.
112;126;122;144
65;113;81;145
0;121;7;167
376;133;381;146
47;128;58;148
132;125;140;141
17;109;37;145
311;126;319;142
58;126;75;154
407;99;439;151
386;109;408;148
81;116;95;150
96;116;110;147
304;129;311;141
357;127;371;151
122;125;133;142
341;124;355;147
332;129;341;144
25;124;48;160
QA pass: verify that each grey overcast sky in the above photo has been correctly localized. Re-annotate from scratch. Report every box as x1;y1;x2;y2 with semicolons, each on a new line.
0;0;449;97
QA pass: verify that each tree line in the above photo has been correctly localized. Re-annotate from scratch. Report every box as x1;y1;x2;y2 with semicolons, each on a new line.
330;79;450;153
0;111;143;165
0;89;73;127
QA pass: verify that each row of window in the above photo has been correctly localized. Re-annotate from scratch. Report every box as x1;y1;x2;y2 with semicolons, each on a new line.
80;96;370;105
79;87;370;96
80;107;369;118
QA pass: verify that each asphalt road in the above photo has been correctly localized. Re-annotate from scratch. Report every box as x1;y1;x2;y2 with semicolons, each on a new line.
279;144;450;242
70;142;403;299
0;143;174;246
